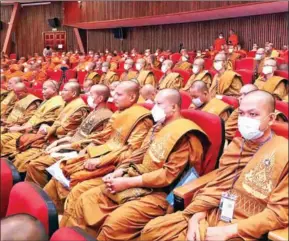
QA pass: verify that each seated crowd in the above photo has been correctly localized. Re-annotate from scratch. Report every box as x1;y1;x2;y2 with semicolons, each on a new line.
0;30;288;241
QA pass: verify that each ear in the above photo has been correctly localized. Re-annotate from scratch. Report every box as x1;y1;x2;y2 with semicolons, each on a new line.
268;113;276;126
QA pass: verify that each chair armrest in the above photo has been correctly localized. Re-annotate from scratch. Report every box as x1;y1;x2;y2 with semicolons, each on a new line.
268;227;288;241
173;169;218;211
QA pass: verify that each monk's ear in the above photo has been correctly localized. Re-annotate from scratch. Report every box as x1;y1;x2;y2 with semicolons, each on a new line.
268;113;276;126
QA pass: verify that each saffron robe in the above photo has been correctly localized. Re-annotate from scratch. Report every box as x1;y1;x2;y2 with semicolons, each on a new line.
158;72;183;90
174;61;192;71
136;70;156;87
99;71;119;86
119;70;138;82
182;70;212;91
1;91;17;119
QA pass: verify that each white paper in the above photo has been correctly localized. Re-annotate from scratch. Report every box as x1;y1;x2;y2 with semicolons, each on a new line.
46;159;70;188
50;151;78;159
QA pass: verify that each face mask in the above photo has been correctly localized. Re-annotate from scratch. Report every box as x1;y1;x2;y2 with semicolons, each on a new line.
87;95;96;109
37;60;42;64
219;36;223;39
181;56;187;62
62;60;66;64
255;54;262;60
123;54;128;58
105;50;109;54
161;65;168;73
192;66;200;74
151;104;166;123
228;49;234;53
131;53;135;57
262;66;273;75
197;53;201;57
155;53;158;56
124;64;130;70
0;69;3;73
24;68;28;73
102;67;108;73
145;53;149;56
85;66;90;71
238;116;264;140
192;97;203;108
159;58;164;63
214;61;223;71
135;63;142;71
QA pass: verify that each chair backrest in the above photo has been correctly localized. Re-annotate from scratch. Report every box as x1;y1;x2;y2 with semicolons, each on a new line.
208;68;217;78
115;69;125;77
181;109;225;175
6;182;58;237
171;53;182;64
180;91;192;109
204;58;213;70
276;100;288;119
173;69;191;87
152;69;164;82
247;51;256;58
47;70;62;81
275;70;289;80
235;57;255;71
106;101;118;112
118;61;125;70
50;227;95;241
80;94;88;105
235;69;254;85
66;70;77;79
0;159;21;218
219;95;239;109
275;57;286;67
77;70;88;86
138;102;154;110
9;53;17;60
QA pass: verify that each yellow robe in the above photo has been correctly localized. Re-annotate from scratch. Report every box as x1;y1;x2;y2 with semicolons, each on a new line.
136;70;156;87
119;70;138;82
1;91;17;119
99;71;119;86
158;72;183;90
61;119;209;241
84;72;101;85
209;70;243;98
141;134;288;241
174;61;192;71
182;71;212;91
0;89;9;102
254;75;288;100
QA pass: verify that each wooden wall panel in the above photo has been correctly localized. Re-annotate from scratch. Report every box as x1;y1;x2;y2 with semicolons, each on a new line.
87;13;288;52
64;1;251;23
0;5;13;51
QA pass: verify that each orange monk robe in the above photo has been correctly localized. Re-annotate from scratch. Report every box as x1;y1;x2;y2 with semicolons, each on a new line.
136;69;156;87
283;95;288;102
228;33;239;46
112;56;121;62
21;71;35;82
227;52;241;70
1;91;17;118
33;70;48;85
141;134;288;241
52;56;61;65
42;62;56;72
173;61;192;71
0;89;9;102
254;75;288;100
158;72;183;90
119;70;138;81
110;62;118;71
6;65;24;79
214;38;226;51
182;70;212;91
44;108;152;214
209;70;243;98
99;71;119;86
61;119;208;241
70;55;79;64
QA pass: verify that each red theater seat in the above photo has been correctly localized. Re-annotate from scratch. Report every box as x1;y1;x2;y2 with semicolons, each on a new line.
208;68;217;77
171;53;182;64
47;70;62;81
235;57;255;71
276;100;288;119
9;53;17;60
204;58;213;70
80;94;88;105
107;101;118;112
152;69;163;82
174;69;191;87
247;51;256;58
181;109;225;176
180;91;192;109
0;159;21;218
138;102;154;110
219;95;239;109
50;227;95;241
236;69;254;85
66;70;77;79
275;57;286;67
275;70;288;80
77;70;87;86
115;69;125;77
6;182;58;236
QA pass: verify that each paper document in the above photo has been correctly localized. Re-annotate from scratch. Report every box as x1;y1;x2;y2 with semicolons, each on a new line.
46;159;70;188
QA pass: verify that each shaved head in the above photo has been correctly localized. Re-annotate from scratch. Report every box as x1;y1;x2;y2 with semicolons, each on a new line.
43;80;59;92
14;82;26;92
68;78;79;83
140;84;157;101
86;62;96;70
125;59;134;65
193;58;205;66
118;80;140;98
256;48;265;55
190;80;208;93
7;77;22;91
238;84;258;103
90;84;110;102
1;213;48;241
214;53;226;61
114;80;140;109
156;88;182;108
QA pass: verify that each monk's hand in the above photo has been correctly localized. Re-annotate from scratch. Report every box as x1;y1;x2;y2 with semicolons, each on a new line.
187;212;206;241
83;158;100;170
78;147;88;156
46;141;58;152
104;177;131;194
102;168;125;182
205;224;238;241
9;126;21;132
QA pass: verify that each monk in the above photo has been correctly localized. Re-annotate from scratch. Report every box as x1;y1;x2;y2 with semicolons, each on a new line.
1;80;65;157
31;63;48;85
139;84;157;104
226;45;241;70
141;90;288;241
173;55;192;71
189;80;232;122
44;81;153;214
54;57;70;71
83;62;100;84
61;89;209;241
51;52;61;65
1;82;41;134
99;62;119;86
0;77;21;118
73;55;88;71
135;58;156;87
158;60;183;90
22;65;35;82
182;58;212;91
266;42;280;58
228;29;239;46
13;82;89;183
42;57;55;72
82;79;94;94
254;58;288;100
209;53;243;97
6;64;24;80
119;59;137;81
254;48;266;77
214;32;226;51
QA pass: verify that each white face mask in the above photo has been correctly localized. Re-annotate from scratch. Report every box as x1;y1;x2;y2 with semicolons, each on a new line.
255;54;263;60
159;58;164;63
145;53;149;56
123;54;128;58
37;60;42;64
124;64;130;70
192;66;200;74
131;53;135;57
197;53;201;57
85;66;90;71
24;68;28;73
151;104;166;123
228;49;234;53
87;95;96;109
0;69;3;73
161;65;168;73
135;63;142;71
62;60;66;64
262;66;274;75
219;36;223;39
214;61;223;71
238;116;264;140
192;97;203;108
102;67;108;73
181;56;187;62
105;50;109;54
155;53;158;56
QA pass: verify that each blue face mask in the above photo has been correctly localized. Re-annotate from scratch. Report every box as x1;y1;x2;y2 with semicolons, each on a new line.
192;97;203;108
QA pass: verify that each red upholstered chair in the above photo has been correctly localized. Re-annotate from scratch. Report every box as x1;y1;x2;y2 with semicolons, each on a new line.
31;88;43;100
188;53;196;63
208;68;217;77
115;69;125;77
247;51;256;58
181;109;225;176
70;63;78;69
152;69;164;82
107;101;118;112
235;57;255;71
47;70;62;81
275;57;285;67
80;94;88;105
138;102;154;110
66;69;77;79
0;159;21;218
173;69;191;87
9;53;17;60
50;227;95;241
171;53;182;64
180;91;192;109
235;69;254;85
204;58;213;70
118;61;125;70
219;95;239;109
6;182;58;236
77;70;88;86
275;70;288;80
276;100;288;119
271;122;288;139
96;70;103;76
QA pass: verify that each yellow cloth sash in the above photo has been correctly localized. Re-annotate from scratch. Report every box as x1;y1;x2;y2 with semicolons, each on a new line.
137;70;153;86
27;95;65;127
263;76;286;94
0;89;9;102
87;105;151;158
184;71;211;90
85;72;99;82
218;70;242;94
159;72;181;89
1;91;17;116
201;98;232;117
120;70;138;81
175;61;191;70
6;94;41;123
100;71;117;85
